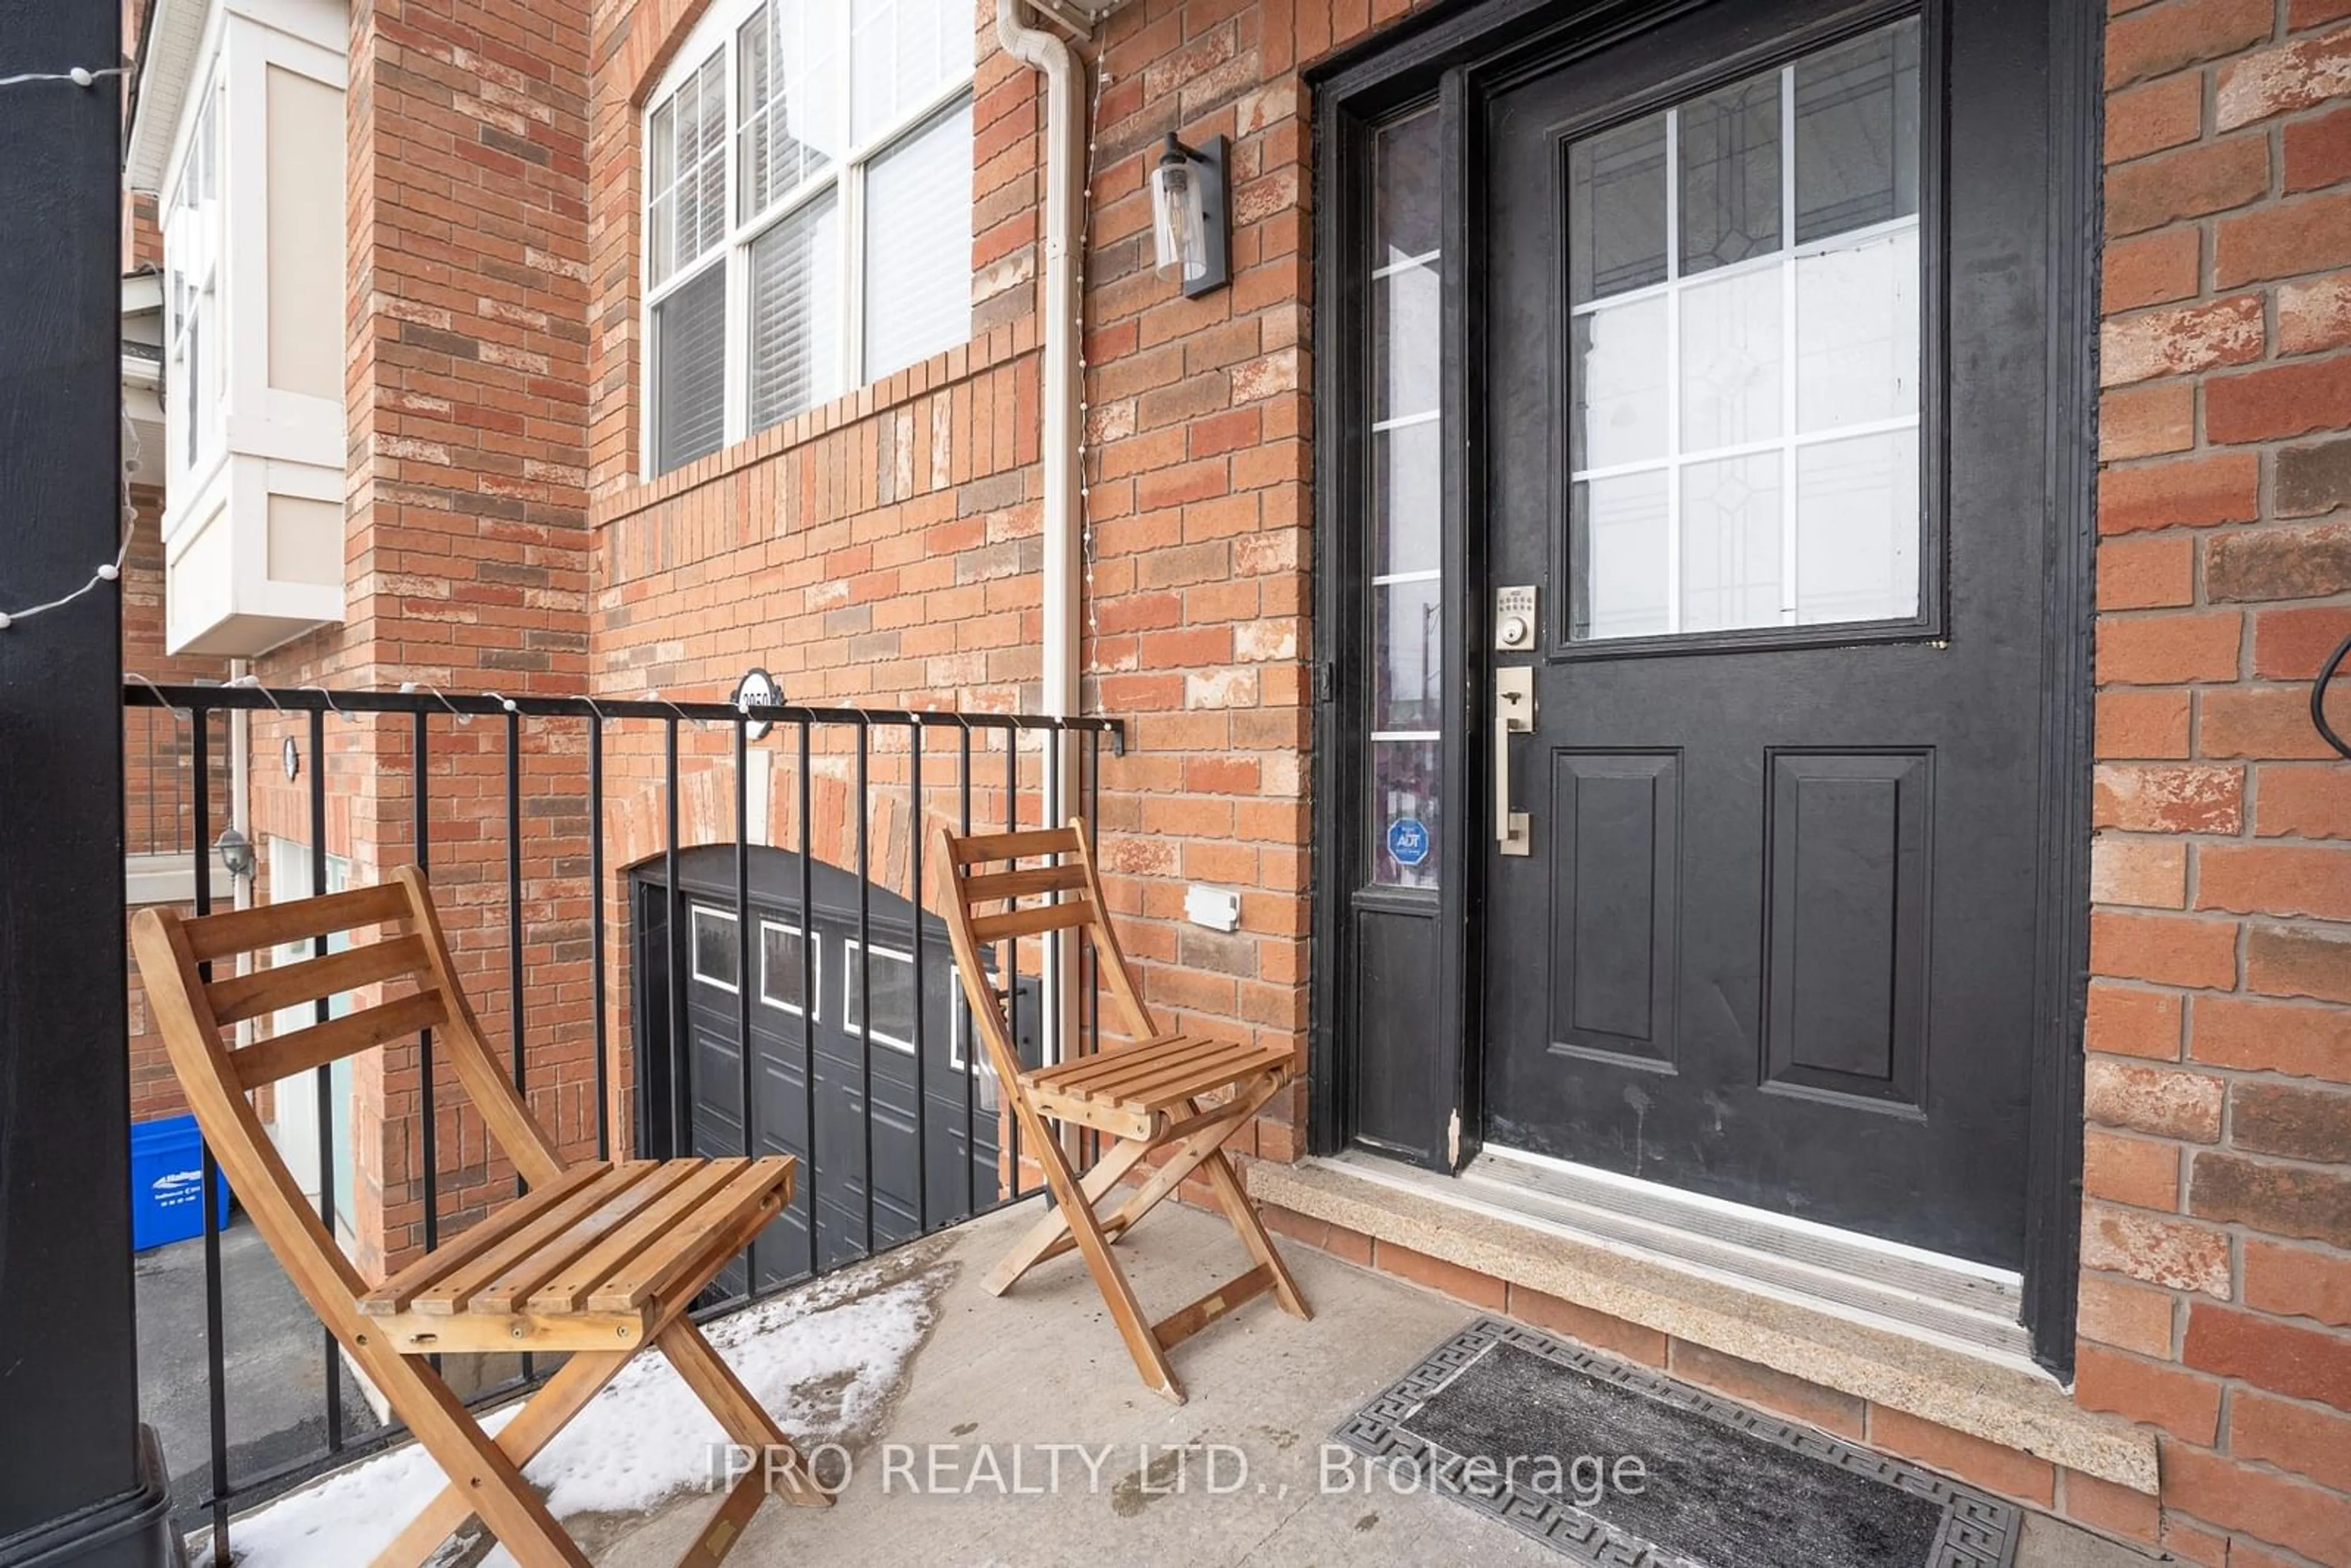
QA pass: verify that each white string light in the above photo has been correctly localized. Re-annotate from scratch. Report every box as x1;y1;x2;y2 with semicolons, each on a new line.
0;64;144;634
1074;48;1109;673
0;407;142;633
400;681;474;724
0;66;124;90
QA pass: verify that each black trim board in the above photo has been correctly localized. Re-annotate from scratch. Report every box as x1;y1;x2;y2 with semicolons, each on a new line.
1307;0;2101;1375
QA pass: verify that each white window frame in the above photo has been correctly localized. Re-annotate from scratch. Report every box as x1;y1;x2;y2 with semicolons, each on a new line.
163;64;225;494
639;0;975;475
756;918;820;1019
689;904;742;992
843;937;919;1055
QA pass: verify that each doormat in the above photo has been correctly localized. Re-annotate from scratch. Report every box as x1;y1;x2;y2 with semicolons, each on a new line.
1334;1318;2019;1568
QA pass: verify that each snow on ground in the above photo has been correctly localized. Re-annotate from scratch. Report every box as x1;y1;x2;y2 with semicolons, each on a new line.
198;1257;945;1567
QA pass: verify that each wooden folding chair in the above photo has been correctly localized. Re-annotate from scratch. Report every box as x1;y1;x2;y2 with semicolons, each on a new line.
937;821;1311;1403
130;867;828;1568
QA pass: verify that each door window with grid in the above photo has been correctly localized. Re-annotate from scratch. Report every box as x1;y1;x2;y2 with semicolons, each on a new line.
1567;19;1922;643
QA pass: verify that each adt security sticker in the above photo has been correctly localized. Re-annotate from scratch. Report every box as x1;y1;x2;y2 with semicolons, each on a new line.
1386;818;1430;868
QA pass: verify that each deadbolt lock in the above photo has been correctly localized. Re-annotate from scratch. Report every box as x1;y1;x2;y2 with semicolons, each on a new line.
1494;585;1537;651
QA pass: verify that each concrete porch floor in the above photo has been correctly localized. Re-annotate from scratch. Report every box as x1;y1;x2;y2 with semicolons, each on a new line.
568;1198;2159;1568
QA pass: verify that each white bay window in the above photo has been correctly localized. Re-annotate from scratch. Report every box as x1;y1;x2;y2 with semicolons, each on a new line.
127;0;348;657
645;0;975;476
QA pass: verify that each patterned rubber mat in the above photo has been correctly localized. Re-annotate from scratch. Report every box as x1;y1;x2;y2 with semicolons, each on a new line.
1334;1317;2020;1567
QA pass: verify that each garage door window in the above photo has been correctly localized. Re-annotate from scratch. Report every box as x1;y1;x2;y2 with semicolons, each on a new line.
691;905;741;991
759;920;818;1016
846;940;917;1052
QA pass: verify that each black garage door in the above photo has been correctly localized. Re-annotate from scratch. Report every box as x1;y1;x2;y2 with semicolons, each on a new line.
632;846;1040;1296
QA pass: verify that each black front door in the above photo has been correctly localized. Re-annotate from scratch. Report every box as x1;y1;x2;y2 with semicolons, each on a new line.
1483;0;2052;1268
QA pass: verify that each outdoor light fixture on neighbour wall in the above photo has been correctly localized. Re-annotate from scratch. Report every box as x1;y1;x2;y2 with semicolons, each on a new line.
1152;133;1230;298
214;827;256;882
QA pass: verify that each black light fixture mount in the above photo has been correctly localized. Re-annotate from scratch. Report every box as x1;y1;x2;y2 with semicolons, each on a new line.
1151;132;1231;299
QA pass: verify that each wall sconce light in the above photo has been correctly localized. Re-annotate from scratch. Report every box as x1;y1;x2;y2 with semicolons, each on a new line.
214;827;257;882
1151;133;1229;299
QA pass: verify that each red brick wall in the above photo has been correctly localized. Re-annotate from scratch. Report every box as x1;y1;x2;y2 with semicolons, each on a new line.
580;0;1442;1170
2088;2;2351;1562
236;0;602;1277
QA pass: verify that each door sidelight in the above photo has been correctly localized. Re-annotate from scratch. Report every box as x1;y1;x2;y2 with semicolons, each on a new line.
1495;665;1534;855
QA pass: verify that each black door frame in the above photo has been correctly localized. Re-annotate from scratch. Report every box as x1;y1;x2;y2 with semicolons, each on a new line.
1307;0;2099;1375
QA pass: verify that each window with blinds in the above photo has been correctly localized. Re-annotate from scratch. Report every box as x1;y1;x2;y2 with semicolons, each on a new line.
643;0;975;477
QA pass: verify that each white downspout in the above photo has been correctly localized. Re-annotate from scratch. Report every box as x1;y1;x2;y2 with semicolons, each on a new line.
996;0;1088;1073
997;0;1084;735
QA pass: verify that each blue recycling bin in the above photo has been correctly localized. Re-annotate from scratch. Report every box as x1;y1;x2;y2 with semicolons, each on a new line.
130;1112;231;1251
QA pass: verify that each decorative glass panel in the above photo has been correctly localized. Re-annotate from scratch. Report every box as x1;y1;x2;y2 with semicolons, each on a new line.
863;98;974;381
1572;297;1668;470
1568;18;1923;642
1679;74;1782;277
749;189;841;432
1571;471;1671;640
654;264;728;473
1796;429;1919;624
1569;113;1668;305
1367;107;1444;888
1795;22;1921;244
1794;226;1918;433
1678;266;1782;450
1682;453;1785;632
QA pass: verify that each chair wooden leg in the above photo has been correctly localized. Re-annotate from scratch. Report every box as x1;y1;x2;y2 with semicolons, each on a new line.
1006;1074;1288;1289
658;1321;834;1510
1022;1104;1185;1403
1198;1146;1312;1321
676;1466;772;1568
370;1348;634;1568
349;1343;593;1568
984;1133;1155;1296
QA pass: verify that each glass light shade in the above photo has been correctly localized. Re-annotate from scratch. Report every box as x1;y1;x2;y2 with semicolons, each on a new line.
1152;156;1209;283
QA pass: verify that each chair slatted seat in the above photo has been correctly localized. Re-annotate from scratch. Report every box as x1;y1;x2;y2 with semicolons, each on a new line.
131;866;827;1568
938;820;1313;1403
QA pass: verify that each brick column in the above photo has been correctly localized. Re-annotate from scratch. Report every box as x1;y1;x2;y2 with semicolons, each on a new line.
250;0;601;1277
2084;6;2351;1562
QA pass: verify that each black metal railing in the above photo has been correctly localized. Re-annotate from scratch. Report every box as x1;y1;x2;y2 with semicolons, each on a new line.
120;681;1123;1551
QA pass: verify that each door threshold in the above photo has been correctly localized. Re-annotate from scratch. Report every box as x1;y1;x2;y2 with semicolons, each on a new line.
1327;1146;2030;1364
1466;1144;2031;1360
1247;1152;2160;1495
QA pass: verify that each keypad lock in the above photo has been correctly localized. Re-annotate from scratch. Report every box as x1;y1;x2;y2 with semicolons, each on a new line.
1494;585;1537;651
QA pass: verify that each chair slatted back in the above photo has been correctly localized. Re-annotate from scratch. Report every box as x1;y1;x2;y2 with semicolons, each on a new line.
937;822;1158;1089
129;866;569;1308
